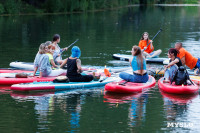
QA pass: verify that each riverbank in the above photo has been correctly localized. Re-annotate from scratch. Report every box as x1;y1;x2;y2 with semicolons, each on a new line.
1;3;200;17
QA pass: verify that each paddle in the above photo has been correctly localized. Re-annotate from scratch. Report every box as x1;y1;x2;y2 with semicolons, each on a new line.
119;80;129;86
142;29;162;52
60;39;79;55
155;66;164;78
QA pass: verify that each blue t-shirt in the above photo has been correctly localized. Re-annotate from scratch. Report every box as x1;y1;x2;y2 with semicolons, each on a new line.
131;56;146;71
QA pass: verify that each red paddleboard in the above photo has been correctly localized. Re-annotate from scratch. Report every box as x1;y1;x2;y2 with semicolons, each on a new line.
0;69;33;73
158;77;199;94
0;77;56;85
105;75;156;93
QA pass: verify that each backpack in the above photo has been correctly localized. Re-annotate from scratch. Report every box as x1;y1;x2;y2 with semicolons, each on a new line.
171;66;193;85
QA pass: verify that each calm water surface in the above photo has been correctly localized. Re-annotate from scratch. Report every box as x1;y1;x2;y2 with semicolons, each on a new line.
0;5;200;132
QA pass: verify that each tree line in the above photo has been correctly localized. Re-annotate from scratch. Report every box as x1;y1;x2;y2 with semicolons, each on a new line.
0;0;198;15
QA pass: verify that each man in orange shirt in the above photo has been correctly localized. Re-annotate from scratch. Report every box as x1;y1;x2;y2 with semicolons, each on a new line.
175;42;200;75
139;32;162;58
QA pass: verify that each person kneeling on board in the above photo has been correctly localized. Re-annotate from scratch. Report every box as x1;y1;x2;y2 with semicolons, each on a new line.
119;46;148;83
60;46;93;82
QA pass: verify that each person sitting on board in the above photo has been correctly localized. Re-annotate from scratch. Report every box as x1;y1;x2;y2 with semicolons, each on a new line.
119;46;148;83
33;41;52;76
46;44;59;69
33;43;49;76
139;32;162;58
60;46;93;82
175;42;200;75
163;48;182;83
52;34;68;65
37;44;66;78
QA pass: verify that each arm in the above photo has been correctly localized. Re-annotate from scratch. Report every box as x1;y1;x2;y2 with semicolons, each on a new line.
77;59;83;73
39;71;43;78
149;40;154;52
165;58;179;68
180;56;186;66
60;58;68;68
139;41;144;50
50;59;58;68
33;67;38;76
129;57;133;68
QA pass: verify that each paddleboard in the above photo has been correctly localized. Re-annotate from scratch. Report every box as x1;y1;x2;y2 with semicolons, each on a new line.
190;76;200;85
105;75;156;93
112;54;169;64
11;77;120;91
0;77;56;85
9;61;97;71
158;77;198;94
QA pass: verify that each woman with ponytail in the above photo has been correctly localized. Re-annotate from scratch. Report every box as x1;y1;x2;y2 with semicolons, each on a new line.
119;46;148;83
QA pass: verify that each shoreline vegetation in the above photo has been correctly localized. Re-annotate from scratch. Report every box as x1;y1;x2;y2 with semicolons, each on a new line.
0;0;199;16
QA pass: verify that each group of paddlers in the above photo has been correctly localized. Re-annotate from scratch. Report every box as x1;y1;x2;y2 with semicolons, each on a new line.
33;32;199;84
120;32;200;84
33;34;93;82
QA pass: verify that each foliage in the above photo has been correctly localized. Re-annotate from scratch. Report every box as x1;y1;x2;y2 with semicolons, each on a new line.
0;0;198;15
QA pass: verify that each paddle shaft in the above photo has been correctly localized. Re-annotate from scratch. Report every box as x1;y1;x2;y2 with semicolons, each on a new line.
60;39;79;55
142;29;162;52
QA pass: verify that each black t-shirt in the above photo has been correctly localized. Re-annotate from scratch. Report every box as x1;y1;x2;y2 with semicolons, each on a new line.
170;57;182;67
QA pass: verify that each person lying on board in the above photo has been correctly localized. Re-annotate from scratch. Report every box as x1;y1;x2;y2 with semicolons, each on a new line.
139;32;162;58
163;48;182;83
60;46;94;82
52;34;68;65
119;46;148;83
175;42;200;75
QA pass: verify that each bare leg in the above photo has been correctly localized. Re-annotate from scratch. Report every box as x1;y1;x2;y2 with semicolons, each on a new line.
142;52;150;58
149;49;162;58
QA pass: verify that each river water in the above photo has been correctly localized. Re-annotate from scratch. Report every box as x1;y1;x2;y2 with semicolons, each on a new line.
0;5;200;133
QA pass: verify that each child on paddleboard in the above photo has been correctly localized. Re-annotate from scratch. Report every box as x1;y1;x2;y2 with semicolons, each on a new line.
46;44;59;69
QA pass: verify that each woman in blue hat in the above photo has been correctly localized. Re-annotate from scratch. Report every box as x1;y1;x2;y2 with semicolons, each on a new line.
60;46;93;82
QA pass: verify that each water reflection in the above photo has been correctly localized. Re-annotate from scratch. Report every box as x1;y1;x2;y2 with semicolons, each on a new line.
104;91;149;127
160;90;199;131
10;89;103;132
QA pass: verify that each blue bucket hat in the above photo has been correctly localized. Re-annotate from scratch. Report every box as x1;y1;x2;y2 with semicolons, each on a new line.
71;46;81;58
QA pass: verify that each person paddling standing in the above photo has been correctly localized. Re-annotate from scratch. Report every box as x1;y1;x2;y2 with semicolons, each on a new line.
139;32;162;58
119;46;148;83
163;48;182;83
52;34;68;65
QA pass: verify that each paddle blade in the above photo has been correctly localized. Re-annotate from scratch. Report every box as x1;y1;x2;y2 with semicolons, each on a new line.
104;68;111;77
